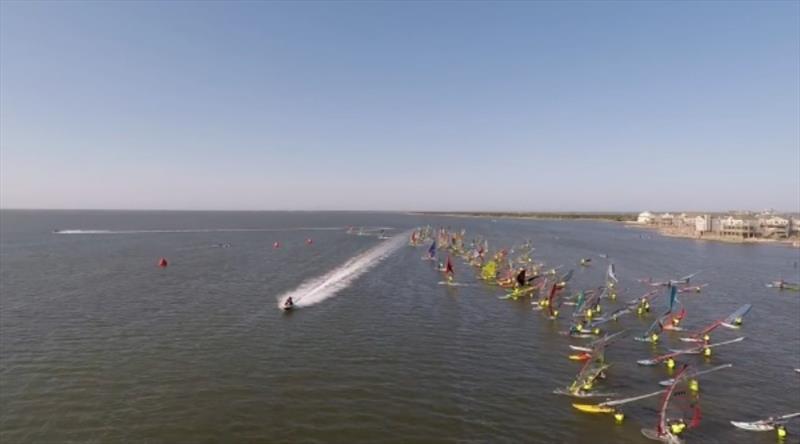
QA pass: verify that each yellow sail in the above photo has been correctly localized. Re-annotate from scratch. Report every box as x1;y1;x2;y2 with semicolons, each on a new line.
481;260;497;281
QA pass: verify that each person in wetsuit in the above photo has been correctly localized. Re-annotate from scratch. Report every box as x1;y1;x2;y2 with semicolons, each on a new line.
516;269;526;287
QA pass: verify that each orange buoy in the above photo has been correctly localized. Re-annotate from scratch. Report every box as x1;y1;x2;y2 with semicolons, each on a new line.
158;257;168;267
273;241;280;249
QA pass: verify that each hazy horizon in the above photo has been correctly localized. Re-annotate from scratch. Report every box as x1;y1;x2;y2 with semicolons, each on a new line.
2;1;798;212
1;208;797;216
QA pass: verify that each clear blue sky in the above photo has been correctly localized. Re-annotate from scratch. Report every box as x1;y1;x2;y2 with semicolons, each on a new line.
1;1;798;212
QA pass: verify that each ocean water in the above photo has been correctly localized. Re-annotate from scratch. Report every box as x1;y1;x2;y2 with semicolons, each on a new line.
1;210;798;443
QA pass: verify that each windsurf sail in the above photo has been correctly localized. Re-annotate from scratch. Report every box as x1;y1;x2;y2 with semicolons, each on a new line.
639;271;701;288
572;288;603;318
658;363;732;386
573;291;587;312
569;330;628;356
667;286;678;312
731;412;800;431
662;306;687;330
679;319;724;342
680;304;752;342
672;272;700;286
638;316;665;342
607;263;618;284
547;283;562;318
574;389;666;414
647;365;702;441
427;240;437;259
721;304;752;328
566;352;611;395
628;289;661;305
637;337;744;366
559;269;574;286
481;260;497;281
592;329;628;348
606;304;636;319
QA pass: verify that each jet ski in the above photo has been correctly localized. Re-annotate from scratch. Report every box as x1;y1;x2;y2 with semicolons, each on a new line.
282;297;294;311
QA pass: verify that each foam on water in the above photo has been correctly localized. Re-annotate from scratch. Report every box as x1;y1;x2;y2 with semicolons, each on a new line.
277;231;409;309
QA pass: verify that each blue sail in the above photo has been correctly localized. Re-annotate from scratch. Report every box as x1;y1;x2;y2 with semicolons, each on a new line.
428;241;437;258
642;315;664;338
666;285;677;312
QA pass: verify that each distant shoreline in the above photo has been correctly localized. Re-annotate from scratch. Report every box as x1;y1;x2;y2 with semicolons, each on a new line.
408;211;636;222
627;222;800;248
412;211;800;248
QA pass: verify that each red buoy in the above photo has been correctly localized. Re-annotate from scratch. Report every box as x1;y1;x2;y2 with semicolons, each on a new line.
158;257;168;267
273;241;280;249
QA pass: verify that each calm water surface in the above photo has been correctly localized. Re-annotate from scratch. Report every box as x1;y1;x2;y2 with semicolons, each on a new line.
1;211;798;443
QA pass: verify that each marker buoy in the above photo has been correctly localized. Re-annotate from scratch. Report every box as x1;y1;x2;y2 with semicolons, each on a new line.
273;241;280;249
306;238;313;245
158;257;168;267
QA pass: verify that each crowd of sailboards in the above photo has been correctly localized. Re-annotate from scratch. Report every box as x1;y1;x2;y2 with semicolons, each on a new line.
408;225;799;444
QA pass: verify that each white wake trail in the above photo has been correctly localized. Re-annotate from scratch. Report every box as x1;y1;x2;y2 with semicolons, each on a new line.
277;231;409;309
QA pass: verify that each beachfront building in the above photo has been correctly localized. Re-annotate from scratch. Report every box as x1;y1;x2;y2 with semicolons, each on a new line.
658;213;674;226
637;211;655;224
758;215;790;238
695;215;712;233
719;216;758;239
673;213;701;228
791;218;800;235
789;216;800;236
637;210;798;243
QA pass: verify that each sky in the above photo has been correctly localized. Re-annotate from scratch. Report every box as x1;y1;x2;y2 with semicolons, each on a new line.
1;1;798;212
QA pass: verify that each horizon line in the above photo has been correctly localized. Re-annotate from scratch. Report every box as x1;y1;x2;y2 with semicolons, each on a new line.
1;208;798;215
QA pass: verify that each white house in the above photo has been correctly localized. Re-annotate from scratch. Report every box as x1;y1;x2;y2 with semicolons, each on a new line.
695;215;712;233
759;215;790;238
677;213;696;227
720;216;758;238
637;211;655;224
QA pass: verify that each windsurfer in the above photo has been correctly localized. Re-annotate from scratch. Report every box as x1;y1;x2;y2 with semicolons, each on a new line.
570;321;585;335
516;269;526;287
667;419;687;435
445;256;454;282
